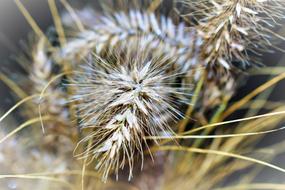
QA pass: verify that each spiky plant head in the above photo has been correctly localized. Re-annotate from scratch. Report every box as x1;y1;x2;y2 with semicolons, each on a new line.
30;37;70;127
70;40;192;181
178;0;285;72
58;8;202;73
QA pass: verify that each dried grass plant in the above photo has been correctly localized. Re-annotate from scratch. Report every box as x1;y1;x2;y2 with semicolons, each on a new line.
0;0;285;189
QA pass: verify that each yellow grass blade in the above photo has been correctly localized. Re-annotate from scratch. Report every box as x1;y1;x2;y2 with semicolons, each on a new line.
0;174;73;189
223;72;285;119
11;170;99;178
0;116;51;144
178;71;205;133
146;125;285;140
250;67;285;75
154;146;285;173
14;0;47;39
60;0;85;32
148;0;163;12
48;0;66;46
186;110;285;134
0;94;45;123
81;139;93;190
215;183;285;190
0;73;28;99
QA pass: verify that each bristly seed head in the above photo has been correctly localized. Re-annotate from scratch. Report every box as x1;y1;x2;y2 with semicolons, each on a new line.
70;42;192;181
178;0;285;72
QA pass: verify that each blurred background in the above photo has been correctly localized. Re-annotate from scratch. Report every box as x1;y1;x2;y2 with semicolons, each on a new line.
0;0;53;110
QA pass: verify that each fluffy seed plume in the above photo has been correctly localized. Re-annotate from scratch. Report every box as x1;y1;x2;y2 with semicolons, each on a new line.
58;10;202;72
178;0;285;71
70;42;192;181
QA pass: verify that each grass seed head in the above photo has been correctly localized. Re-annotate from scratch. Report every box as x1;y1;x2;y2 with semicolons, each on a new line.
178;0;285;72
70;41;192;181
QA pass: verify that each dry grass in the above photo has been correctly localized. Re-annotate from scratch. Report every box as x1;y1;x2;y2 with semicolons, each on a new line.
0;0;285;189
